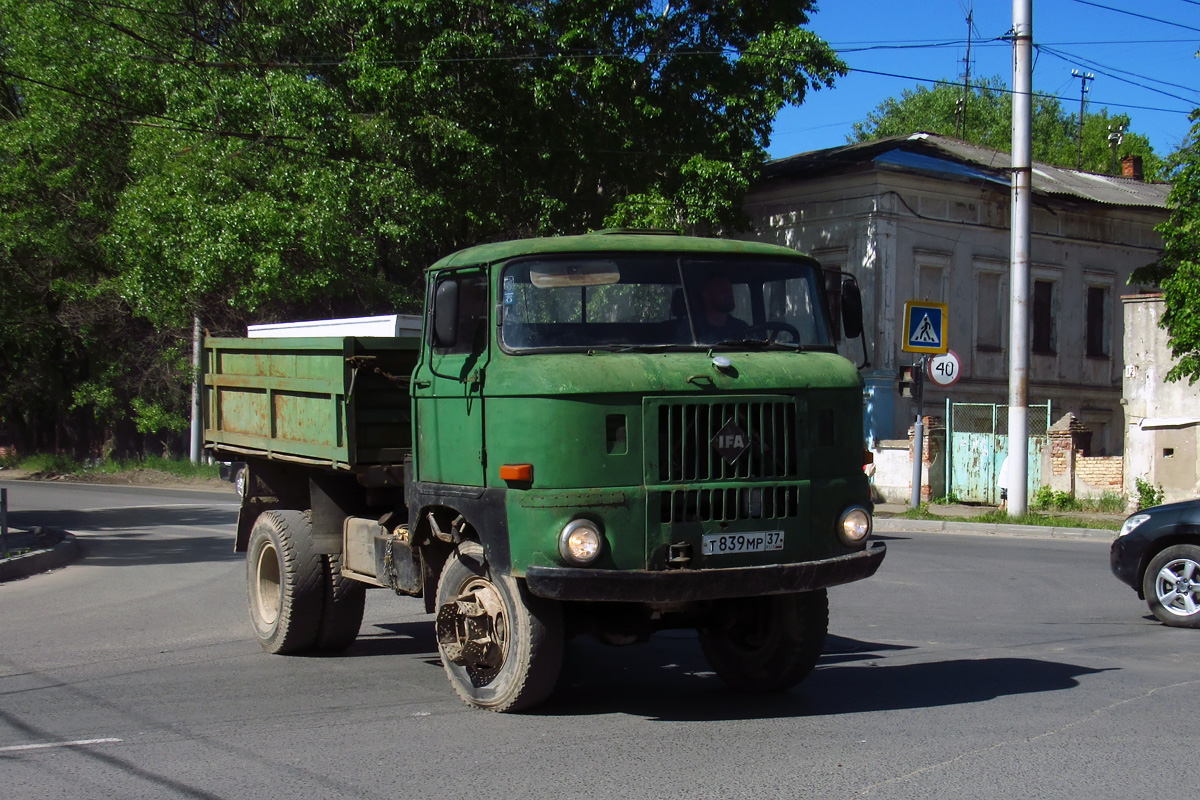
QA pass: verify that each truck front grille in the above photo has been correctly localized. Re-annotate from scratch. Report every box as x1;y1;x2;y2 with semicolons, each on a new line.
655;399;798;483
660;486;800;523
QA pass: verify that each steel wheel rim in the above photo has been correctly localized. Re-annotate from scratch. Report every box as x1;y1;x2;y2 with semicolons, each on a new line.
462;577;508;683
1154;557;1200;617
254;543;282;626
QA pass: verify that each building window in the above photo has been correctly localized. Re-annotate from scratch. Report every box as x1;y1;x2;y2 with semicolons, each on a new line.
1086;285;1109;358
976;272;1002;350
1032;279;1055;354
919;265;944;302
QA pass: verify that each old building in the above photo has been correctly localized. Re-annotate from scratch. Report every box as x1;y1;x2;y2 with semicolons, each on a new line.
744;133;1169;457
1123;294;1200;503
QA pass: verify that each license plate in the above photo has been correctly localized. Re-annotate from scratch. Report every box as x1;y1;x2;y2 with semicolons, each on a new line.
701;531;784;556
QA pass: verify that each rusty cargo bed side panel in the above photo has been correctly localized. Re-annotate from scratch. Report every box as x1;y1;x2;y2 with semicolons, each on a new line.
204;336;418;469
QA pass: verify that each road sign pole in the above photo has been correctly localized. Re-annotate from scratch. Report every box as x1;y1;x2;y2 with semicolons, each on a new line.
910;355;926;508
1;487;8;559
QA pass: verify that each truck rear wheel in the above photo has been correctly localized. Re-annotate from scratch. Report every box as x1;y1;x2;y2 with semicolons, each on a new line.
247;510;323;654
435;541;563;712
314;553;366;652
698;589;828;692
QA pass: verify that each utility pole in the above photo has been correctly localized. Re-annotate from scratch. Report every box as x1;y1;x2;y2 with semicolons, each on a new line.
190;316;203;464
1071;69;1094;170
1009;0;1032;516
959;8;974;139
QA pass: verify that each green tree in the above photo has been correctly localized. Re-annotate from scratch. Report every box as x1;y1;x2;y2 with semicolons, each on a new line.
1138;113;1200;384
850;76;1164;180
0;0;846;453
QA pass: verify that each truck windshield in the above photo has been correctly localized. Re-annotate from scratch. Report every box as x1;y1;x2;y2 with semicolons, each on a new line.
500;255;835;351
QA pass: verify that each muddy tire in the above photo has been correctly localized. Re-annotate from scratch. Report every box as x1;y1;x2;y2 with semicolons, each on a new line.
314;553;367;652
698;589;828;692
246;510;323;654
435;541;563;712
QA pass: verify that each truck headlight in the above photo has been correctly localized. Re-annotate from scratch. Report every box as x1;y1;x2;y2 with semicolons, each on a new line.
837;506;872;547
559;519;603;565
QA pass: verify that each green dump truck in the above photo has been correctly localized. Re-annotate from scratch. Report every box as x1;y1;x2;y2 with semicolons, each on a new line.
205;231;885;712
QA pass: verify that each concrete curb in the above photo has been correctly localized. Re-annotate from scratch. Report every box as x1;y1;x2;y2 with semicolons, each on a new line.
874;517;1116;541
0;528;81;582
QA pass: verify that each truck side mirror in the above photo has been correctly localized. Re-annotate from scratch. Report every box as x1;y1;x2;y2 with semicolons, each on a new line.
841;280;864;339
433;279;459;347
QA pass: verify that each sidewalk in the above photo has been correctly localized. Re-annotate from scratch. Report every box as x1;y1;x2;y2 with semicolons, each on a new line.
0;527;81;582
873;502;1121;541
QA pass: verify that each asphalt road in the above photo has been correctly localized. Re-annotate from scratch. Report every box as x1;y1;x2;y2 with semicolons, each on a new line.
0;479;1192;800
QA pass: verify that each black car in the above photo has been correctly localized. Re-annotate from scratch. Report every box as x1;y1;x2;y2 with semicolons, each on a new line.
1111;498;1200;628
219;461;247;499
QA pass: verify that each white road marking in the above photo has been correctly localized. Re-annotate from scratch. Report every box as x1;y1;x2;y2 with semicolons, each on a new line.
0;737;122;752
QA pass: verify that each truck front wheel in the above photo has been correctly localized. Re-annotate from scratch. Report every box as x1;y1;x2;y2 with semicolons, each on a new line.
435;541;563;712
698;589;828;692
247;510;323;654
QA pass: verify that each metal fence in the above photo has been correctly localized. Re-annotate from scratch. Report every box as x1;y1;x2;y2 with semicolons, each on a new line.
946;401;1051;504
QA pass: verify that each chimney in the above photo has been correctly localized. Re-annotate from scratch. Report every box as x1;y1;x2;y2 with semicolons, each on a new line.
1121;155;1144;181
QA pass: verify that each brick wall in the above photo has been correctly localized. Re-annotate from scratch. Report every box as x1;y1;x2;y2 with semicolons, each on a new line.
1077;456;1124;491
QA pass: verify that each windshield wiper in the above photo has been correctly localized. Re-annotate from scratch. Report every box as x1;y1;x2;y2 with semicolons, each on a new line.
711;339;808;351
586;344;678;353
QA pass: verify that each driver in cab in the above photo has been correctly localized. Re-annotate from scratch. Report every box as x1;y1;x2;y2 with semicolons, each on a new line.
683;272;749;344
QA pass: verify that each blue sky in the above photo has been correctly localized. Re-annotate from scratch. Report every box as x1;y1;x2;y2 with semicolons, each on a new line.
767;0;1200;163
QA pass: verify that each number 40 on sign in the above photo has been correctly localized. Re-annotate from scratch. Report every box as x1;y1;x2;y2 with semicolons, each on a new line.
926;350;961;388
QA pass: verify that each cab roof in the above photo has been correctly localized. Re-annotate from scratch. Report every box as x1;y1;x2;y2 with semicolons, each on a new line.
428;230;817;271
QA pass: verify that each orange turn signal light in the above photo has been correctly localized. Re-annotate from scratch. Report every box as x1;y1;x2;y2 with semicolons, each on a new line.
500;463;534;482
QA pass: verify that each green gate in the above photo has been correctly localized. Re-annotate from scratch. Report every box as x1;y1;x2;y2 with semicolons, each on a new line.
946;402;1051;505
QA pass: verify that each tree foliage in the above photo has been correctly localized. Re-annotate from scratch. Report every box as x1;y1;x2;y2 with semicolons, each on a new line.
850;76;1164;180
0;0;844;454
1144;113;1200;384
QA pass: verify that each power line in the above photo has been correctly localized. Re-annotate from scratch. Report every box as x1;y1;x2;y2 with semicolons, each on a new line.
847;67;1192;116
1037;46;1200;106
1066;0;1200;34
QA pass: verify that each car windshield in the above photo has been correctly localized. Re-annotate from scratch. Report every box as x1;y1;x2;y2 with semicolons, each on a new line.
500;255;834;351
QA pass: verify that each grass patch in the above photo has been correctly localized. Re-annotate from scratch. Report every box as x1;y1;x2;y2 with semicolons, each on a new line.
17;453;83;474
896;503;1121;531
85;455;221;480
7;453;220;480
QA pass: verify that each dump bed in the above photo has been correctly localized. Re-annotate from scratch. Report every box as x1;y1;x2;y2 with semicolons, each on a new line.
203;335;418;469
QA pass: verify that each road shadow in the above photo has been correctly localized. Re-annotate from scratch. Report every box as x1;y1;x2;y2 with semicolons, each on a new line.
7;505;237;534
336;622;1106;722
73;532;242;567
334;620;439;658
539;634;1109;721
6;505;240;567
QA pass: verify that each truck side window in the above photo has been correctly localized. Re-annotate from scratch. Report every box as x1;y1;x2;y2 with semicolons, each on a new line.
433;274;488;355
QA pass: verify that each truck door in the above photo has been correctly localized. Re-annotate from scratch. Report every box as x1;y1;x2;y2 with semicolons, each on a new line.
413;269;490;486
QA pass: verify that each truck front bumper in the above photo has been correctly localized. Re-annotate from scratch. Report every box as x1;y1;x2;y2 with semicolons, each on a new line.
524;541;885;603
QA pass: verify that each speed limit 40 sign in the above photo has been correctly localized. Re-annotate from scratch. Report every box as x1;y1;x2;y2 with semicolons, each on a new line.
926;350;961;387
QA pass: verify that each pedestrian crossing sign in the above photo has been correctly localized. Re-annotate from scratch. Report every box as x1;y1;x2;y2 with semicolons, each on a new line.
903;300;948;354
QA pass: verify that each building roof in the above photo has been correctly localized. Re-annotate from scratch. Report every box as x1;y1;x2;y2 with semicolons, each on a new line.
763;133;1170;209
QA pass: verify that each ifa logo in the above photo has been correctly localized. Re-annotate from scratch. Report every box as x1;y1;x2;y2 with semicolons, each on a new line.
711;419;750;464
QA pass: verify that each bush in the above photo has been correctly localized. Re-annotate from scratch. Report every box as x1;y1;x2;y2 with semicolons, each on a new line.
1135;478;1165;511
19;453;82;474
1030;485;1082;512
